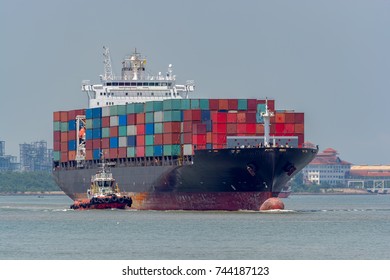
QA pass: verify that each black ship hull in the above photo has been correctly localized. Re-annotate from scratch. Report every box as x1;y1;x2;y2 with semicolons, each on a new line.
54;147;318;210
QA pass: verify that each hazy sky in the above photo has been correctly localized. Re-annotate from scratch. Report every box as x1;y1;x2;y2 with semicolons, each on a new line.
1;0;389;165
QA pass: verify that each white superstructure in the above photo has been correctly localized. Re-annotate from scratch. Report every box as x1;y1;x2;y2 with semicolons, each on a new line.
82;47;195;108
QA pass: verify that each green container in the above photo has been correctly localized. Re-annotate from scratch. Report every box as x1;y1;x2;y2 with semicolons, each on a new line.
145;101;163;112
102;127;110;138
53;151;60;161
154;123;163;134
61;122;69;132
53;121;61;131
118;126;127;137
238;99;248;110
181;99;191;110
127;147;135;157
145;146;154;157
145;112;154;123
163;110;182;122
117;105;126;115
199;99;209;110
163;99;182;110
110;105;118;116
145;135;154;146
190;99;200;109
163;144;181;156
126;103;144;114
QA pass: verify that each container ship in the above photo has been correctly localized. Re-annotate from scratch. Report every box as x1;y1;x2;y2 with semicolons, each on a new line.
53;48;318;210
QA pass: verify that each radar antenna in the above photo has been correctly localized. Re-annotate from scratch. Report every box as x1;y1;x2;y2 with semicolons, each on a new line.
103;46;114;80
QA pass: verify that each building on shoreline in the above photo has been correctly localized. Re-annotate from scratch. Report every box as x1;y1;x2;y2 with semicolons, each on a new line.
0;141;19;171
302;148;352;186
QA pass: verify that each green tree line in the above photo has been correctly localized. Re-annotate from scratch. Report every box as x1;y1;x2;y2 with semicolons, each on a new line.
0;171;60;193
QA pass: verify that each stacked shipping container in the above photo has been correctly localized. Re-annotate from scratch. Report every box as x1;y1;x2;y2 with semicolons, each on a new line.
53;99;305;163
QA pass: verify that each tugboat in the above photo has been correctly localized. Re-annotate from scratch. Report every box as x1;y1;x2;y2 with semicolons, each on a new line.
70;161;132;210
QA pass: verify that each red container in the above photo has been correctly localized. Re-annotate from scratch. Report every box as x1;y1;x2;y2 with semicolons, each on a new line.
136;113;145;124
295;113;304;124
193;123;207;134
237;123;246;134
212;112;227;123
163;133;181;144
136;124;145;135
209;99;219;110
285;124;295;133
206;132;212;143
227;113;237;123
183;110;201;121
54;141;60;151
127;114;136;125
53;112;61;122
61;152;68;162
227;123;237;135
109;148;118;159
136;146;145;157
295;124;304;134
285;113;295;123
68;151;76;161
68;131;76;141
246;112;257;123
276;123;285;133
246;123;256;134
212;134;227;144
228;99;238;110
60;132;68;142
256;124;264;135
60;112;68;122
247;99;257;110
237;112;246;123
195;144;206;150
110;126;118;137
164;122;181;133
213;144;224;149
154;134;163;145
183;133;192;144
54;131;61;142
183;121;193;133
85;141;93;150
101;138;110;149
85;150;93;161
118;147;127;158
136;135;145;146
92;139;101;149
219;99;228;110
275;113;285;123
102;116;110;127
192;134;206;145
270;124;275;134
213;123;227;134
297;134;304;146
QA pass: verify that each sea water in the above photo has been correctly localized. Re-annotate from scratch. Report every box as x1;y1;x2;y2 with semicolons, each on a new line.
0;194;389;260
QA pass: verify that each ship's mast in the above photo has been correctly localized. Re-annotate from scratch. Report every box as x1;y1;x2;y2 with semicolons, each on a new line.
261;98;274;146
103;46;114;80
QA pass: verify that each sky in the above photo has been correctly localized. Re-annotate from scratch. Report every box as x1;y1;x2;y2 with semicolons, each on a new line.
1;0;389;165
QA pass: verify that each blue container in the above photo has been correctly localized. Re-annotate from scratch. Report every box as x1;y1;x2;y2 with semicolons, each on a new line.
119;115;127;126
110;137;118;148
206;143;212;150
256;104;266;123
145;123;154;135
92;107;102;118
86;129;93;140
68;140;76;151
127;136;136;147
201;110;211;121
86;108;93;119
92;118;101;128
68;120;76;131
204;120;212;132
154;145;163;156
92;128;101;139
199;99;209;110
93;149;101;160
